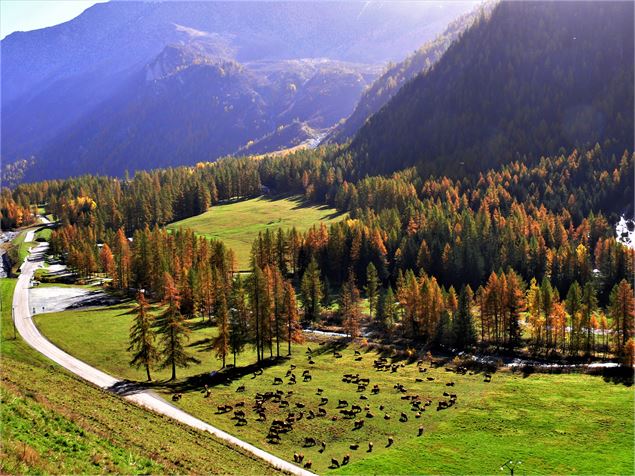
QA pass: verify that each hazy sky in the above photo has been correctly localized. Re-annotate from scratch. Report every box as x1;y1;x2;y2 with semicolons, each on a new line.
1;0;107;39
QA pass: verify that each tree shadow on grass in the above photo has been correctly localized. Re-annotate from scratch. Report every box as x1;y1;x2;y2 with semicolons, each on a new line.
166;357;290;394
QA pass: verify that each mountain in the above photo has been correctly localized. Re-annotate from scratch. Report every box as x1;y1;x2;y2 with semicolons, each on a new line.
1;0;478;181
327;2;492;144
31;51;381;178
348;1;634;177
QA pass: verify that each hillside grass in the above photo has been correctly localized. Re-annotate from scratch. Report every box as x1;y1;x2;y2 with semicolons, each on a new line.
0;282;277;474
35;301;635;475
167;195;346;269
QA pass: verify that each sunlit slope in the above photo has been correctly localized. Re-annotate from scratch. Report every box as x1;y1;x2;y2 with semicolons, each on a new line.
167;195;346;269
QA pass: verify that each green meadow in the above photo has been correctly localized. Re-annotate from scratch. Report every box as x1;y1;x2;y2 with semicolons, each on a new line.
167;195;346;269
35;302;634;475
0;281;277;475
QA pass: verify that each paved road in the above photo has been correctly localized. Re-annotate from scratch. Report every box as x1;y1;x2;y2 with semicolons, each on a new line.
23;229;35;243
13;242;314;476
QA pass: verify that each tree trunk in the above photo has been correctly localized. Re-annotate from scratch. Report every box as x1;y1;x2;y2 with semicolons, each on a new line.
288;317;292;356
146;365;152;382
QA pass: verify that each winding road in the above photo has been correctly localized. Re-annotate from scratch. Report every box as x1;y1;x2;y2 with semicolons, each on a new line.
13;242;314;476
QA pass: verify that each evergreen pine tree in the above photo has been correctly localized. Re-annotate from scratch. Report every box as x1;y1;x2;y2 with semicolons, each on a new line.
128;290;159;381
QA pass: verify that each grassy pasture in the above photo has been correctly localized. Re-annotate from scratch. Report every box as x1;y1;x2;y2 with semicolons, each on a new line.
167;195;346;269
0;282;277;474
35;302;634;475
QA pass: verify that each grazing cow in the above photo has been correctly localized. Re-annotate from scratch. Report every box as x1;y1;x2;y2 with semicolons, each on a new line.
172;393;182;401
354;350;361;356
379;404;385;411
366;411;375;418
274;377;283;385
350;443;359;450
355;357;363;361
286;369;293;377
387;436;394;447
446;382;455;387
296;403;305;409
371;385;380;394
384;413;391;420
318;407;327;416
319;441;326;453
307;410;315;420
331;416;338;421
484;373;492;383
233;410;246;419
304;460;312;469
357;384;366;392
279;400;289;408
416;378;423;382
443;391;450;397
340;409;355;419
351;404;362;413
306;347;313;354
415;412;422;418
293;452;300;463
302;370;310;376
303;374;312;382
342;454;350;465
304;437;317;447
419;367;427;373
399;412;408;422
235;401;245;407
308;359;316;365
236;417;247;426
426;377;435;381
418;425;425;436
359;394;368;400
203;385;211;398
368;442;374;452
267;433;281;444
338;399;349;408
320;397;329;406
353;419;365;430
316;388;323;395
236;384;245;392
330;458;340;469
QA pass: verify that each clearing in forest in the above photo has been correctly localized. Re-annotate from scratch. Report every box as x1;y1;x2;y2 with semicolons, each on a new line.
167;195;346;270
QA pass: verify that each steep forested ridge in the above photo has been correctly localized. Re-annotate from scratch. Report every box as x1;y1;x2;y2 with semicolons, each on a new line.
327;2;491;143
349;1;634;177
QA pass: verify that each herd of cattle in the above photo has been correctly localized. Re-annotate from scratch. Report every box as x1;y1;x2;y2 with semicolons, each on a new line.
191;346;493;471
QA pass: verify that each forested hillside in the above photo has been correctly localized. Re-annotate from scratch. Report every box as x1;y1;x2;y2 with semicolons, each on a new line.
6;144;633;359
1;1;476;182
327;2;490;143
348;1;634;177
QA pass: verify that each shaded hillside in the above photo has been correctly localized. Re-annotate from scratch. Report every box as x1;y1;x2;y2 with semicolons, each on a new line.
327;2;491;143
22;49;378;180
348;1;634;177
1;1;477;181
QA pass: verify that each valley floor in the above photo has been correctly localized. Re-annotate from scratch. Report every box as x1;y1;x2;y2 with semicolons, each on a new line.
0;278;278;475
34;297;634;475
